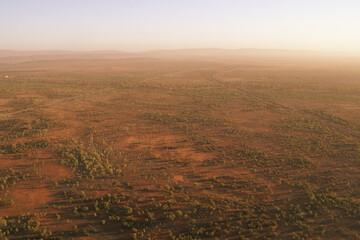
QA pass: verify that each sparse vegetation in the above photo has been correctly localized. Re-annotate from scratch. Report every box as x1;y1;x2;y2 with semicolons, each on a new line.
0;53;359;239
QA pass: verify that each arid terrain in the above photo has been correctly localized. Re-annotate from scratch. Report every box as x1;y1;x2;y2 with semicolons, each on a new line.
0;50;360;240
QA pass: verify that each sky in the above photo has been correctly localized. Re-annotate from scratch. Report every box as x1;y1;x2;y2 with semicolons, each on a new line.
0;0;359;52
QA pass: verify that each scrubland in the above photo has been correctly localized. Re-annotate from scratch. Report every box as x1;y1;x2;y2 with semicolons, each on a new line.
0;50;360;239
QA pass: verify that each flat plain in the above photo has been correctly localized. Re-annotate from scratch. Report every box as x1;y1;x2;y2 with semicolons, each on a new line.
0;50;360;240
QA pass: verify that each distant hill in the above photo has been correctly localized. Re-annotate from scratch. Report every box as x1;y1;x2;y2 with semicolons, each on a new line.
142;48;322;59
0;50;136;64
0;48;330;64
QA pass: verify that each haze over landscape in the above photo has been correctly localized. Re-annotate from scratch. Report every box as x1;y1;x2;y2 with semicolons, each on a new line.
1;0;360;53
1;1;360;240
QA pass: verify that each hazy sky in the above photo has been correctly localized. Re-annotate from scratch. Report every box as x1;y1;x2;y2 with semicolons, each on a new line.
1;0;359;52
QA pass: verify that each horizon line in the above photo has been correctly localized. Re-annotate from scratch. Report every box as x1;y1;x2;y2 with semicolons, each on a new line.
1;48;360;57
0;47;326;53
